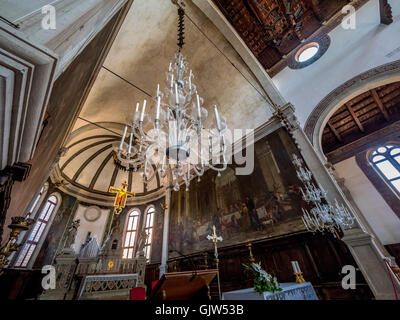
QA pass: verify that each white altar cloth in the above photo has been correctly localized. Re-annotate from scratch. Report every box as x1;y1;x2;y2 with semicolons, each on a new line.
222;282;318;300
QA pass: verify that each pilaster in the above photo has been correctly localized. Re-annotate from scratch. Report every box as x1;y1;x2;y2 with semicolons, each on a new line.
282;106;400;299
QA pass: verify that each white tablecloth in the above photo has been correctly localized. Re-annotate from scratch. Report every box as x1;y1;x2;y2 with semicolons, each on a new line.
222;282;318;300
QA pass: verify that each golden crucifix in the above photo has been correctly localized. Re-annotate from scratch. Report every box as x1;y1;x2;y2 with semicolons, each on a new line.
109;181;135;215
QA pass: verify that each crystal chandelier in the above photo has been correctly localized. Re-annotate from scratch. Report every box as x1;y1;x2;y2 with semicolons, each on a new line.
292;154;354;235
115;7;227;191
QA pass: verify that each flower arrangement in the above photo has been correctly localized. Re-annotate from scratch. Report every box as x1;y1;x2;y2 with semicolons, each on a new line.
243;262;282;294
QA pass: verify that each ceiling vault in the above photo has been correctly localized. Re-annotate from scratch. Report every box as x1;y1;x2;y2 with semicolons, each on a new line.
72;144;114;181
60;138;119;171
89;152;114;189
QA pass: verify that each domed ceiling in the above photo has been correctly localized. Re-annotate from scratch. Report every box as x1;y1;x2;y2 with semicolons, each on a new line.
52;124;165;205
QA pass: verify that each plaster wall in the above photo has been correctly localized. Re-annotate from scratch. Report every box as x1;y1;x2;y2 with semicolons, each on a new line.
334;156;400;245
72;203;109;254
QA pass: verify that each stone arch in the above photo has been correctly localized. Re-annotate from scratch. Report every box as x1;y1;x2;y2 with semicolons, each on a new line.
304;60;400;159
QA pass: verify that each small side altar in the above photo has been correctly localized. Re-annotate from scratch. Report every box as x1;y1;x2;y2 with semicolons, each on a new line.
222;282;318;300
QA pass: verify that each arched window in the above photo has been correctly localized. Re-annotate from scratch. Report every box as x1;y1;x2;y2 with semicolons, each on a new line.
26;182;48;219
122;209;140;259
143;206;156;261
370;144;400;195
15;194;60;268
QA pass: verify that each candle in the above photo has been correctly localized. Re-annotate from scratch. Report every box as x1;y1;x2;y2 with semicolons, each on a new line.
291;261;296;273
291;261;300;273
296;261;301;273
120;126;127;150
170;74;174;88
169;62;172;72
134;102;140;122
155;95;161;120
175;82;179;105
196;94;201;120
128;132;133;156
156;83;160;97
140;100;146;122
214;105;221;131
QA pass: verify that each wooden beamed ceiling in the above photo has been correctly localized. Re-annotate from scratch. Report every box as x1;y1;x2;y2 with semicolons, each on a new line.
321;81;400;154
213;0;354;74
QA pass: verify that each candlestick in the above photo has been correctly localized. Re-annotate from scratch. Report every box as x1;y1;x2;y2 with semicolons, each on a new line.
120;126;127;150
140;100;146;122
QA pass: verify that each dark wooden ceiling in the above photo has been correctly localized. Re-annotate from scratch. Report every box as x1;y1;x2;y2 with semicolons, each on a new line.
213;0;351;74
322;81;400;155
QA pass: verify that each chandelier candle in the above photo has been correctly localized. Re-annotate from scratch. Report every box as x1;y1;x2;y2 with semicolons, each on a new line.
140;100;146;122
156;95;161;121
120;126;127;150
134;102;140;122
196;94;201;120
214;105;221;131
174;82;179;105
128;131;133;157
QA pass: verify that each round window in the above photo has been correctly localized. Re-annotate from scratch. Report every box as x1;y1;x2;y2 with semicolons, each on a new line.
295;42;320;63
289;36;330;70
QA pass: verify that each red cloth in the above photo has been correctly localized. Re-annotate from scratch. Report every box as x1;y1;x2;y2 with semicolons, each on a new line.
130;287;146;300
151;280;159;290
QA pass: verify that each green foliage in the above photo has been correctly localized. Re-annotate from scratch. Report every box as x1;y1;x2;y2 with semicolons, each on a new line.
243;262;282;294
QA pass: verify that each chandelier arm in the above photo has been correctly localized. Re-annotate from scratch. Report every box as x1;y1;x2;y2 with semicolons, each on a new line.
192;164;205;176
143;158;158;184
138;122;157;143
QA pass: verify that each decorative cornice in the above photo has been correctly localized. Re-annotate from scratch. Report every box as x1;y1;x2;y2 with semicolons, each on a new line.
0;21;58;170
379;0;393;25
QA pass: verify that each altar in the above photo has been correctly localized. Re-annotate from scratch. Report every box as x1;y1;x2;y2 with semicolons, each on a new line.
222;282;318;300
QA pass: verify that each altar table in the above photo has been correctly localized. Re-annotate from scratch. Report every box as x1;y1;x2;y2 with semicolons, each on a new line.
222;282;318;300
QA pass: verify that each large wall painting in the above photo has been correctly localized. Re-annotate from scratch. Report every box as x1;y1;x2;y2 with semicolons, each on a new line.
169;128;307;256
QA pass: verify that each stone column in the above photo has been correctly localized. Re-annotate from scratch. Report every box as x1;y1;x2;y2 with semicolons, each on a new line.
282;105;400;299
159;187;172;278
